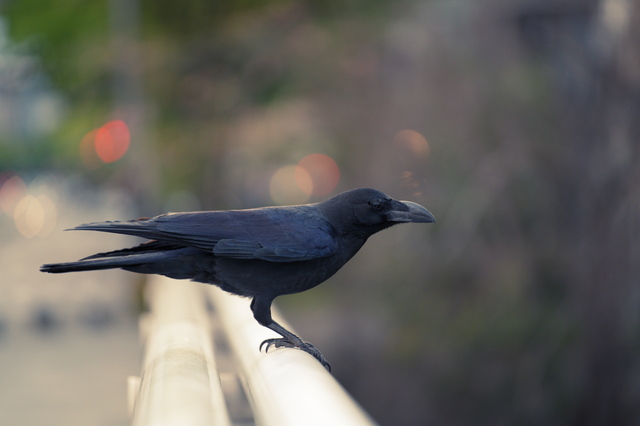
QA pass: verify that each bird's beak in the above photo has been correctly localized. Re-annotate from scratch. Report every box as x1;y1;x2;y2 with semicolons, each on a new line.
387;200;436;224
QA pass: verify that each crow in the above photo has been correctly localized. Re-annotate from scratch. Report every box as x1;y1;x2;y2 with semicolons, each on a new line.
41;188;435;370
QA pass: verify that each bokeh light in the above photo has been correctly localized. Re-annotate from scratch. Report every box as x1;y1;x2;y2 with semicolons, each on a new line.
0;173;58;238
269;165;312;205
13;194;57;239
296;153;340;196
94;120;131;163
0;174;28;215
393;129;430;157
268;154;341;205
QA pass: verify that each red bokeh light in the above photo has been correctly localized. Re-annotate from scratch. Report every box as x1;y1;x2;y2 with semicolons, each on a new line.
296;153;340;197
94;120;131;163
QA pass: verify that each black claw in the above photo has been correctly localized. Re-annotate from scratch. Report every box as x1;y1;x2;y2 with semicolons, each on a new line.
259;338;331;372
260;337;295;352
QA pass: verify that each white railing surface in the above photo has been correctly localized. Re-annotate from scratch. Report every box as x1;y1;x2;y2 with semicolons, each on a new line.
128;276;377;426
129;277;231;426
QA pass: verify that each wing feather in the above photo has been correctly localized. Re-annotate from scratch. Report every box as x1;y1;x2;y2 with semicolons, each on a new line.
73;205;337;262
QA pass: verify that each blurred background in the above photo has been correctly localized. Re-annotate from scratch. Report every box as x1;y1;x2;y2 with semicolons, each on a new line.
1;0;639;424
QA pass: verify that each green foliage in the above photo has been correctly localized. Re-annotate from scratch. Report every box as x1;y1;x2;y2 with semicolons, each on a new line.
4;0;110;93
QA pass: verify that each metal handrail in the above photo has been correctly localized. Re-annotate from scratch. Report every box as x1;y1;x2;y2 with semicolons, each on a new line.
129;276;377;426
206;286;377;426
129;277;231;426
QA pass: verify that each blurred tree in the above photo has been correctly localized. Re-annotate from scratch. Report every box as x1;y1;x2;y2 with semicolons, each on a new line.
2;0;393;207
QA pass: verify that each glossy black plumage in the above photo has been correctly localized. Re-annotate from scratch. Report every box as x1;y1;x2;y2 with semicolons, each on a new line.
41;188;435;370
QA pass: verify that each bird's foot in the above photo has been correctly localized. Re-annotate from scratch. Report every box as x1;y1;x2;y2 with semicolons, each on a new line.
260;338;331;372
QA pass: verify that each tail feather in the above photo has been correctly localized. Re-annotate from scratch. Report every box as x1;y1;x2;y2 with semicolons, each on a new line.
70;219;159;240
40;251;170;274
80;240;185;261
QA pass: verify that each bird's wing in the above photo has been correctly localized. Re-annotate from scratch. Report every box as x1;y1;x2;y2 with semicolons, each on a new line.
149;206;338;262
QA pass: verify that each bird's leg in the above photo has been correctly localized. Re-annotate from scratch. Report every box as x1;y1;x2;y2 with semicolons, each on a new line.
251;296;331;371
260;321;331;371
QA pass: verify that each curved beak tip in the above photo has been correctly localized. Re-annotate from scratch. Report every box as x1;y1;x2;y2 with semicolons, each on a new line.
391;200;436;224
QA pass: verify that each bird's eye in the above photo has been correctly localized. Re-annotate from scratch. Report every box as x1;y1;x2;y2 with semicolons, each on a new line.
369;200;382;211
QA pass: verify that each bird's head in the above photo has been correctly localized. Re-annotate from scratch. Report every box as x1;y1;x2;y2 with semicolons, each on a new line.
319;188;435;236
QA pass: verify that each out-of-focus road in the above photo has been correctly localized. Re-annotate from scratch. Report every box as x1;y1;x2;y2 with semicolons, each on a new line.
0;177;142;426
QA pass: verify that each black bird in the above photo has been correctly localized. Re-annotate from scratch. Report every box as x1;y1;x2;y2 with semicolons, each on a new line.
41;188;435;370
